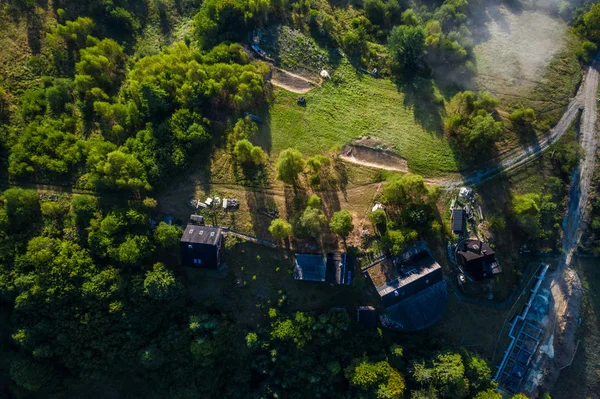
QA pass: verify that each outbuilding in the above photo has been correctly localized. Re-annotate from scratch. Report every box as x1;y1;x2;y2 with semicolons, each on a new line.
294;253;352;285
451;209;467;235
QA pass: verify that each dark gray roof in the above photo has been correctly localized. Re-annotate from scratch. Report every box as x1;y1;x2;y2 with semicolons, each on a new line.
376;250;443;306
383;280;448;331
452;209;466;233
457;239;501;280
181;224;222;246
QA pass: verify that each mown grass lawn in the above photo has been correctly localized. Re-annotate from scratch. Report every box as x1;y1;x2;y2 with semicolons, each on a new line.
266;60;461;177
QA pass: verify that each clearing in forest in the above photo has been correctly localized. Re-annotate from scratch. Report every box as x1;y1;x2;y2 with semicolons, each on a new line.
268;60;459;177
473;7;569;94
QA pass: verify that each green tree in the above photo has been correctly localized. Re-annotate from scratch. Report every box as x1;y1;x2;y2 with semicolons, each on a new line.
369;209;387;227
510;108;536;126
117;235;151;265
383;174;429;207
154;222;182;252
75;38;126;96
3;188;41;232
70;195;98;228
580;3;600;42
300;207;327;237
307;194;322;209
513;193;541;215
269;218;293;242
388;25;426;73
463;114;502;149
144;263;182;301
465;354;493;391
346;359;406;399
475;390;502;399
365;0;386;26
432;352;468;398
276;148;305;185
9;358;55;391
330;210;354;241
234;139;266;165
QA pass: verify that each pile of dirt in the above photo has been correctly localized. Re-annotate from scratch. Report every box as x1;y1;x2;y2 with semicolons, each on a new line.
270;68;320;94
531;267;583;396
340;144;408;173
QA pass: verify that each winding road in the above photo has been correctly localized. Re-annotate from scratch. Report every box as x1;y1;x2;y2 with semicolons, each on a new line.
342;61;599;190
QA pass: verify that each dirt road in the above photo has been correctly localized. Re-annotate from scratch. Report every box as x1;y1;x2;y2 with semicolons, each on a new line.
534;58;599;395
341;62;597;190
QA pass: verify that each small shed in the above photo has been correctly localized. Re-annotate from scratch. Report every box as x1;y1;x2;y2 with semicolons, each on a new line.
180;224;224;269
190;215;205;225
451;209;466;235
294;253;351;285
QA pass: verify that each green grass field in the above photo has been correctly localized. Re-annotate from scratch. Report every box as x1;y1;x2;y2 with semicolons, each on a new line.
267;60;460;177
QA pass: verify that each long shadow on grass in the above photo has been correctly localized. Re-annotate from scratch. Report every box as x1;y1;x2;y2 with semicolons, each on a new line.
395;77;445;137
244;175;278;239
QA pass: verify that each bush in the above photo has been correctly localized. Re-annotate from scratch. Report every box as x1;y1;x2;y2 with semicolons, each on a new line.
234;139;266;165
276;148;305;185
269;218;293;241
388;25;426;74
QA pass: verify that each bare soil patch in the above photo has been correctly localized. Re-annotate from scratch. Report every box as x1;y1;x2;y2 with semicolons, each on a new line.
340;144;408;173
270;68;320;94
526;267;584;396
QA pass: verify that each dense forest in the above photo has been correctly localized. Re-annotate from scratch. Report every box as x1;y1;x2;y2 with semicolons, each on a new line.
0;0;599;397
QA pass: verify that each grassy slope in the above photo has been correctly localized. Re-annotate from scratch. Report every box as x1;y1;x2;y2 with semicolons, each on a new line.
0;5;54;97
268;59;459;177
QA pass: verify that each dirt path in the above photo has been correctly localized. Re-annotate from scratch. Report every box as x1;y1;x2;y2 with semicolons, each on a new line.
534;58;600;395
341;62;596;189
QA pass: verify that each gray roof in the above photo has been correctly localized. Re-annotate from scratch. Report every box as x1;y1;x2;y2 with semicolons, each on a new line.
181;224;222;246
452;209;466;233
383;280;448;331
376;251;443;304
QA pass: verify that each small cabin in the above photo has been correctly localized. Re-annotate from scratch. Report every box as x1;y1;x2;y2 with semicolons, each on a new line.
180;224;223;269
294;253;352;285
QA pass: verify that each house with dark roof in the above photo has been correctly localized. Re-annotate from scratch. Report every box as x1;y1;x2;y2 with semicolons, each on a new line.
180;224;224;269
451;209;466;235
456;239;502;281
294;253;352;285
367;245;448;331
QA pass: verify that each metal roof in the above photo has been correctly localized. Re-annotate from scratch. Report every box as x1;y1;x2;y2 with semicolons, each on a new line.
180;224;222;246
383;280;448;331
294;254;327;282
452;209;466;233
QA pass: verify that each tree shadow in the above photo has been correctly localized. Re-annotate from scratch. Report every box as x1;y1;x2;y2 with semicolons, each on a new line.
26;10;44;55
244;183;277;238
395;77;445;137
